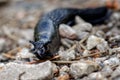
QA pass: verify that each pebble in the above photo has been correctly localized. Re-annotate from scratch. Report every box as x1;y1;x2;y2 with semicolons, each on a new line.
59;24;77;40
77;32;89;40
95;30;105;38
0;61;56;80
86;35;108;50
101;65;113;77
82;50;90;56
88;72;107;80
73;22;92;32
104;57;120;66
57;73;70;80
109;47;120;54
61;39;74;48
59;50;76;61
97;40;109;52
73;22;92;40
111;66;120;80
60;66;70;74
16;48;35;59
0;63;5;70
70;61;99;79
75;16;85;24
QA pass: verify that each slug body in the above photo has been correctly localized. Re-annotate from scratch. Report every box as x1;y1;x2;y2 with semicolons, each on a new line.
30;7;112;59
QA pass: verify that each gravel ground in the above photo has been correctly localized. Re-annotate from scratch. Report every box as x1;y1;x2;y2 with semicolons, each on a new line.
0;0;120;80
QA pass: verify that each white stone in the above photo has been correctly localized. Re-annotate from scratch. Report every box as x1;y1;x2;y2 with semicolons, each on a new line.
70;61;99;79
59;50;76;61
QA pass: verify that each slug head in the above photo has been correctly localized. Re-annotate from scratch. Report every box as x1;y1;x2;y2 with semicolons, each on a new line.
29;41;46;59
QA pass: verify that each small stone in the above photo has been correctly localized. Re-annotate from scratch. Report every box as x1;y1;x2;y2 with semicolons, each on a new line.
0;61;55;80
75;16;85;24
95;30;105;38
109;35;120;41
112;12;120;21
70;61;99;79
101;65;113;77
82;50;90;56
111;66;120;80
111;47;120;52
73;22;92;32
77;32;89;40
88;72;107;80
97;40;109;52
60;66;70;74
16;48;35;59
0;63;5;70
104;57;120;66
86;35;107;50
73;22;92;40
57;73;70;80
61;39;74;48
59;24;77;40
59;50;76;61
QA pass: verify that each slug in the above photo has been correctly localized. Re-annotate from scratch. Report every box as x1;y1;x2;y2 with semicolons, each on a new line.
30;6;112;59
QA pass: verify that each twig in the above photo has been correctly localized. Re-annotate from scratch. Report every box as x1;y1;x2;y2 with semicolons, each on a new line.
6;33;18;41
52;61;78;64
75;52;103;60
2;47;21;59
6;47;21;55
2;53;16;59
27;55;60;64
67;36;88;51
52;52;103;64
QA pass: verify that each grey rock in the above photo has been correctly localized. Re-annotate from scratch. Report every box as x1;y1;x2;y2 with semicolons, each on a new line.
77;32;89;40
95;30;105;38
16;48;35;59
73;22;92;40
0;61;55;80
86;35;107;50
73;22;92;32
104;57;120;66
75;16;85;24
97;40;109;52
59;24;77;39
88;72;107;80
59;50;76;61
70;61;99;79
101;65;113;77
61;38;74;48
109;35;120;41
82;50;90;56
111;47;120;52
60;66;70;74
111;66;120;80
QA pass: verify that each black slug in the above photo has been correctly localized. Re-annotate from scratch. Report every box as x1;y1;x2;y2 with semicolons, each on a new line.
30;6;112;59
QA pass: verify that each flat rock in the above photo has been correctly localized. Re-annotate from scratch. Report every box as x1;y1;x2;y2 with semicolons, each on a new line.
104;57;120;66
111;66;120;80
88;72;107;80
0;61;55;80
70;61;99;79
86;35;108;50
59;50;76;61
